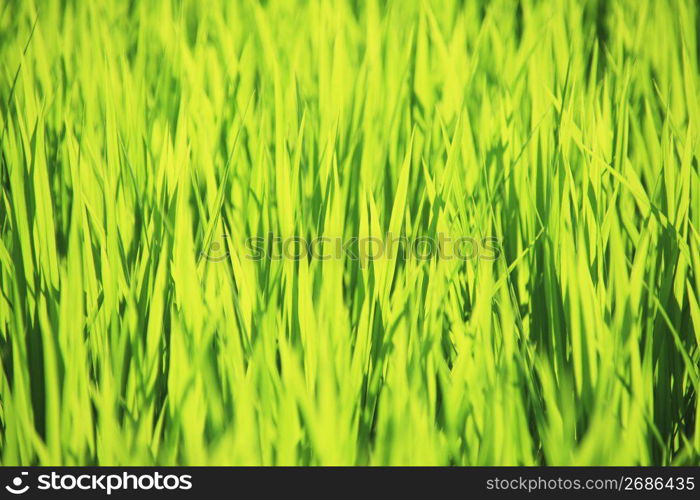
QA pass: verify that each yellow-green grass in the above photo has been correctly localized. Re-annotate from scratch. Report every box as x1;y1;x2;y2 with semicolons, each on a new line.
0;0;698;465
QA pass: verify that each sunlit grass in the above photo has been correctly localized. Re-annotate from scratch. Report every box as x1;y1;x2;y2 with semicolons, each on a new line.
0;0;698;465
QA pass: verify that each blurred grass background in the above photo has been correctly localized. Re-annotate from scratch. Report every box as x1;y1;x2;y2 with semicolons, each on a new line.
0;0;699;465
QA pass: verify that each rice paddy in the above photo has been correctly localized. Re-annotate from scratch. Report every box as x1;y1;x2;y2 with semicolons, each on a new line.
0;0;699;465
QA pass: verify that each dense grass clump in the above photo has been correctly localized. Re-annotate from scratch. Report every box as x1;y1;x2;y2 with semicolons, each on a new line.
0;0;699;465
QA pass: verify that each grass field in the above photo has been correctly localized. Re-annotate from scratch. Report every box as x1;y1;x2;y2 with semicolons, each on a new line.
0;0;699;466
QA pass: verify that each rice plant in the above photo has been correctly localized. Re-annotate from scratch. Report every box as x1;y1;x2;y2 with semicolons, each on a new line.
0;0;698;465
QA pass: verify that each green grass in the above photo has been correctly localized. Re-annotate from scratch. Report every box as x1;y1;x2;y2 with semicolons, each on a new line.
0;0;699;465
